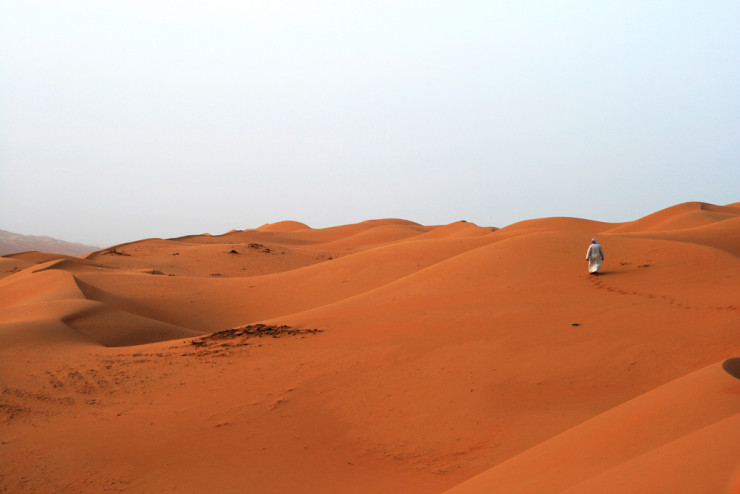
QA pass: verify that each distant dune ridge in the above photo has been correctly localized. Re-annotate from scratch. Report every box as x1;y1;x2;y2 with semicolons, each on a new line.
1;202;739;493
0;229;99;257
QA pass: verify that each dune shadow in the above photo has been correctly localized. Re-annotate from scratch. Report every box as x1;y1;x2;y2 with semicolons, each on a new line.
722;358;740;379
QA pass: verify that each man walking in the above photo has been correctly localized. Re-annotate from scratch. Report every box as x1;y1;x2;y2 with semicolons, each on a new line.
586;238;605;274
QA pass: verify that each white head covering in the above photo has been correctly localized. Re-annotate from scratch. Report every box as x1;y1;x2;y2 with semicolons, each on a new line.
592;238;598;243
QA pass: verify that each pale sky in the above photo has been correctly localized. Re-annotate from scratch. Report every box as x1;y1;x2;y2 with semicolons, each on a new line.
1;0;739;247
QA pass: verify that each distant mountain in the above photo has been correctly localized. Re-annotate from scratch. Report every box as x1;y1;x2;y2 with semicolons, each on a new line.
0;230;99;257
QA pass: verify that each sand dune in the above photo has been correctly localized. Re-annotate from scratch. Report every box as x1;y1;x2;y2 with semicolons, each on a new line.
606;215;740;258
257;220;312;232
1;202;738;493
442;362;740;494
0;257;36;281
607;201;740;233
3;250;85;264
409;220;496;240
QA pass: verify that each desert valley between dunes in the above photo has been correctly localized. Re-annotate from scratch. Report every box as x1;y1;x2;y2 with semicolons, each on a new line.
1;201;739;493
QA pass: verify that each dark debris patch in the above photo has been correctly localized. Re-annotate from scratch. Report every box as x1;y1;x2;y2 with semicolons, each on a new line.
722;358;740;379
190;324;322;348
248;243;272;253
102;248;131;256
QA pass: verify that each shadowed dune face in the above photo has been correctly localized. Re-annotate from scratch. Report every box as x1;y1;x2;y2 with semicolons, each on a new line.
1;204;739;493
723;358;740;379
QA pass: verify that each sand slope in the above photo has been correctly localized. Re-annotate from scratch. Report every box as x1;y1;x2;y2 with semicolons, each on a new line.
1;203;738;493
442;361;740;494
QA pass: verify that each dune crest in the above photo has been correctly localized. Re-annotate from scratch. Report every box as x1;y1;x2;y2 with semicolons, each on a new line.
607;201;740;233
257;220;311;232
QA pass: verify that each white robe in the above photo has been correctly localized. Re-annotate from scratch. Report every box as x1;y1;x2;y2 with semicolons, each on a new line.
586;243;604;273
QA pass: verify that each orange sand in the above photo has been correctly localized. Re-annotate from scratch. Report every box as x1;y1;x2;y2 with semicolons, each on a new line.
1;201;738;493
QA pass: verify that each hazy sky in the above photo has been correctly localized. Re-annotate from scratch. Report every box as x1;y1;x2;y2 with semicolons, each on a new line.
2;1;739;247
